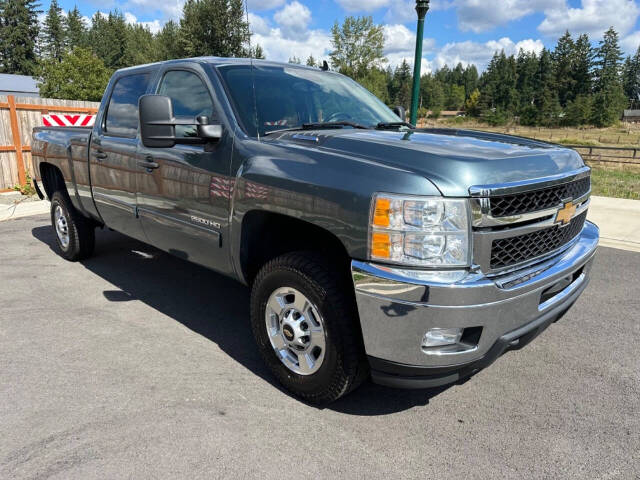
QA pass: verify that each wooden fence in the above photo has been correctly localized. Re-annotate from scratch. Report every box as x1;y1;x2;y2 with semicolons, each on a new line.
0;95;100;191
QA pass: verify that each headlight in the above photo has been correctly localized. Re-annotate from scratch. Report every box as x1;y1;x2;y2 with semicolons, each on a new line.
369;194;471;267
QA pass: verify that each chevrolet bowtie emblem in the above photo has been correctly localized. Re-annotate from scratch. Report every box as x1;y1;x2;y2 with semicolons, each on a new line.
555;201;577;226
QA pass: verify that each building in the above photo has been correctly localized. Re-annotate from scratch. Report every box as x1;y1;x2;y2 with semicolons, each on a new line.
622;110;640;123
0;73;40;98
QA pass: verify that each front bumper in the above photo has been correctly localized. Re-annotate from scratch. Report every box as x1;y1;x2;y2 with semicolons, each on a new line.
352;221;599;389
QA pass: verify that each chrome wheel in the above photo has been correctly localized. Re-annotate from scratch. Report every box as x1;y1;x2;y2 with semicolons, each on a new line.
265;287;326;375
54;205;70;249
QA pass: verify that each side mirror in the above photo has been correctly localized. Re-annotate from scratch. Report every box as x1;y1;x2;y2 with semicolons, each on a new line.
139;95;176;148
393;106;406;121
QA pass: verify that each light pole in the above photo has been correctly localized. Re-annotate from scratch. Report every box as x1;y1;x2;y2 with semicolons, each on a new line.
410;0;430;126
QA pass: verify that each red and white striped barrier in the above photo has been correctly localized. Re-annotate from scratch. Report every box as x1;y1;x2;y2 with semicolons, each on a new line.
42;114;95;127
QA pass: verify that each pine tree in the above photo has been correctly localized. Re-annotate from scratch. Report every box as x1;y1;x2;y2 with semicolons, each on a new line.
516;49;538;114
155;20;182;61
391;59;412;110
306;54;317;67
42;0;66;61
592;27;627;126
89;11;129;70
553;31;576;107
252;44;265;59
623;46;640;108
571;34;592;97
66;6;88;51
0;0;40;75
535;49;561;127
179;0;249;58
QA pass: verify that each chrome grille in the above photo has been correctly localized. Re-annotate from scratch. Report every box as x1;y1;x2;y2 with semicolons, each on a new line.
490;211;588;269
490;177;590;217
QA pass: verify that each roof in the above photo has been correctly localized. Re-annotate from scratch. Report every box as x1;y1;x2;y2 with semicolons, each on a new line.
0;73;39;96
116;56;325;74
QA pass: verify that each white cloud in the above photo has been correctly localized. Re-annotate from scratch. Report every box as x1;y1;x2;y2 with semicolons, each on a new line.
455;0;563;33
434;37;544;70
383;24;435;70
274;1;312;39
336;0;390;12
538;0;640;40
128;0;184;20
247;0;286;10
622;31;640;53
248;12;271;35
253;28;332;63
384;0;454;24
123;11;162;34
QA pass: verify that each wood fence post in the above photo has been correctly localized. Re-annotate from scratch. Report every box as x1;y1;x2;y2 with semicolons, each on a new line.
7;95;26;186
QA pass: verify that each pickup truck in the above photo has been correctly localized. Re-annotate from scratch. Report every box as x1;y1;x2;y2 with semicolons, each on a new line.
32;58;599;404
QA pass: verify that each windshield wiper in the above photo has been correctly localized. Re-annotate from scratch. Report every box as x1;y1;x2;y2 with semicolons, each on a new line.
263;121;370;136
376;122;415;130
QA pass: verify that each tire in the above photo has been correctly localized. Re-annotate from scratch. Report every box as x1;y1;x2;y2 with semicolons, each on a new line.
250;252;368;404
50;190;95;261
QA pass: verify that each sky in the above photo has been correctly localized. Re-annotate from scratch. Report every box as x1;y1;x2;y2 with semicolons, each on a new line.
45;0;640;72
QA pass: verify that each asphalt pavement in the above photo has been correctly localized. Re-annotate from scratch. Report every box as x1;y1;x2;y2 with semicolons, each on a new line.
1;214;638;479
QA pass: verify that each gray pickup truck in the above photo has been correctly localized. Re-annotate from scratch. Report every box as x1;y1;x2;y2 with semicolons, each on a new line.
32;58;599;404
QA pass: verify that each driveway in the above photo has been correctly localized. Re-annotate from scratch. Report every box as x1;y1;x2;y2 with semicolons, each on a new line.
1;214;638;479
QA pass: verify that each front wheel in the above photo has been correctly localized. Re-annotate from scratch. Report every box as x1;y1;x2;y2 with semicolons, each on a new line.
50;191;95;261
250;252;367;404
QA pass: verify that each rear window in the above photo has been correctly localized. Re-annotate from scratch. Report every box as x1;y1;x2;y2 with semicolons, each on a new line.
105;73;151;137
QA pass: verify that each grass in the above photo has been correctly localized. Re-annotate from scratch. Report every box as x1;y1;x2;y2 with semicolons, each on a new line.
590;166;640;200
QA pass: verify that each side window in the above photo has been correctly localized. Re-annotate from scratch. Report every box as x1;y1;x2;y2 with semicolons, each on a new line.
158;70;215;138
105;73;150;137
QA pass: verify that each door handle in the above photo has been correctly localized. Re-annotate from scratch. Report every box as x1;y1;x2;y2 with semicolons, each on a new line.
95;150;108;160
138;157;159;171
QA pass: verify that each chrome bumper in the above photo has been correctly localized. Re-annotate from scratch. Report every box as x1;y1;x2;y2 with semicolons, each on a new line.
352;221;599;374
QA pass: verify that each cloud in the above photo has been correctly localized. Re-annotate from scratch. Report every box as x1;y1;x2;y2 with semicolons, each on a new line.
538;0;640;40
248;12;270;35
434;37;544;70
455;0;563;33
383;23;435;70
252;28;332;63
336;0;390;12
123;11;162;34
274;1;312;40
127;0;184;20
622;31;640;53
384;0;454;24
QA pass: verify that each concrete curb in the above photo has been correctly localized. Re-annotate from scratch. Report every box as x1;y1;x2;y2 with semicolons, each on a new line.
0;199;50;222
1;196;638;254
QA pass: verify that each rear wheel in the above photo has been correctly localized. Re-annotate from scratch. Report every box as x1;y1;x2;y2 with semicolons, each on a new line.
50;191;95;261
250;252;367;404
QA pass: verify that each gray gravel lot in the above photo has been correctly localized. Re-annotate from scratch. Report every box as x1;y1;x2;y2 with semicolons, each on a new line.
1;214;639;479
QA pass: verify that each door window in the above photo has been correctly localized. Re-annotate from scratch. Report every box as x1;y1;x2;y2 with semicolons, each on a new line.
158;70;215;138
104;73;151;137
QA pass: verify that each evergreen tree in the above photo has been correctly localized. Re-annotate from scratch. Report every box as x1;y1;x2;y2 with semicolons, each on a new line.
306;54;317;67
89;11;128;70
553;31;575;106
251;44;265;59
592;27;627;126
462;64;479;98
0;0;40;75
571;34;592;97
623;46;640;108
42;0;66;61
125;24;155;66
288;56;301;64
515;49;538;113
179;0;249;58
154;20;182;61
534;48;561;127
66;6;87;51
391;59;412;109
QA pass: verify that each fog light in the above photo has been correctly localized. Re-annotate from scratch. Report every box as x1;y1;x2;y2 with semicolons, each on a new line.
422;328;463;348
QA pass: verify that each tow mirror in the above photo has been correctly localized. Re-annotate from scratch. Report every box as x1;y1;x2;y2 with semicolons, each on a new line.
139;96;223;148
393;106;406;121
139;95;176;148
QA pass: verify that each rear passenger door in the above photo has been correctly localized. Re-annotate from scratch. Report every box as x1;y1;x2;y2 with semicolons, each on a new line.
136;66;234;274
90;72;152;241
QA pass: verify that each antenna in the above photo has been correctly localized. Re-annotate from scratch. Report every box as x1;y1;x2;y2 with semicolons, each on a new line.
245;0;260;140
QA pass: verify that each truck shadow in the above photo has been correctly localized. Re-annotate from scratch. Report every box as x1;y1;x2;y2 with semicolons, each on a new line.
32;225;452;415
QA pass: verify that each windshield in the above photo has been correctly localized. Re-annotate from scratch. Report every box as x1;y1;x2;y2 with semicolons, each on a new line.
217;64;400;137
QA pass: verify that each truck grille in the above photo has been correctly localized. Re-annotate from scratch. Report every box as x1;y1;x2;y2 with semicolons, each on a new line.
490;211;588;269
490;177;590;217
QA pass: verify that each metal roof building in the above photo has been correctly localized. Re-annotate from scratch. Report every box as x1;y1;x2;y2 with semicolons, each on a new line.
0;73;40;97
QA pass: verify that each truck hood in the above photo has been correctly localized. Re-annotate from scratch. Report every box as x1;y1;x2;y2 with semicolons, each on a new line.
270;128;585;196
